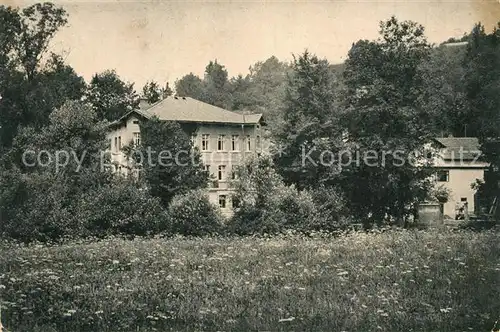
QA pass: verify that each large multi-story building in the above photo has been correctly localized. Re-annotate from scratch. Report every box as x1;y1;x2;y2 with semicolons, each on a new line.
107;96;266;215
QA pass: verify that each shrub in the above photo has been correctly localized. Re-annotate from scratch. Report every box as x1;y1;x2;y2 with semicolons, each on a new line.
0;171;170;242
308;185;352;232
169;189;223;236
76;179;170;237
229;156;322;235
0;170;79;242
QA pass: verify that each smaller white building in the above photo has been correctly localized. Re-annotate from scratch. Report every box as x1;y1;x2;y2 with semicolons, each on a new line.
432;137;489;219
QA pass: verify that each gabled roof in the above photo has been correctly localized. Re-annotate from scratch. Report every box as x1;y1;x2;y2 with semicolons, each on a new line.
141;96;264;125
109;96;264;128
433;137;481;161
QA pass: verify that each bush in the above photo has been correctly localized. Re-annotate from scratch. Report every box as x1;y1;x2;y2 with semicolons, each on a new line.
229;156;324;235
0;170;79;242
0;171;170;242
169;190;223;236
76;179;170;237
308;185;352;232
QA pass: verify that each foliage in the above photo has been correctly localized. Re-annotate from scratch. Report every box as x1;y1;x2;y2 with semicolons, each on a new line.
136;118;208;207
463;23;500;140
11;2;68;81
201;60;231;109
174;57;290;130
142;80;171;104
308;185;352;231
429;184;451;203
86;69;140;121
0;101;111;241
174;73;204;99
229;156;331;235
338;16;435;225
76;179;170;238
1;230;500;331
0;3;84;148
168;190;223;236
273;50;342;190
417;42;469;137
142;80;163;104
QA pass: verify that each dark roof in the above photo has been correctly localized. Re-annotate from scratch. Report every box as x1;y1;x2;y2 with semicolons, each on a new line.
111;97;264;127
434;137;481;160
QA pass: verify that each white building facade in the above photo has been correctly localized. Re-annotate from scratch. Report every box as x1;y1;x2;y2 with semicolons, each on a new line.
106;96;266;215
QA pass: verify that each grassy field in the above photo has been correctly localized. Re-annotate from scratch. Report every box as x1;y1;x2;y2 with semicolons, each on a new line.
1;229;500;332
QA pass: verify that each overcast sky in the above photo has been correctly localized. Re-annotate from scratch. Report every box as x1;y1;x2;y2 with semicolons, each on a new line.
9;0;500;88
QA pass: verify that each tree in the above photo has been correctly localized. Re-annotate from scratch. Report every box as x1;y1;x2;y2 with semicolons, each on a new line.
339;16;435;225
11;3;68;81
135;118;208;207
228;74;254;112
464;23;500;140
463;22;500;209
174;73;204;99
201;60;231;108
0;101;111;241
86;70;140;121
273;50;342;190
142;80;163;104
0;3;78;148
229;155;317;235
417;42;469;137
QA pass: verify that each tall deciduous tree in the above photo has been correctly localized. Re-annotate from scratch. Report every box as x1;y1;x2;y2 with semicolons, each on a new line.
136;118;208;207
174;73;204;99
0;4;83;148
340;16;434;225
201;60;231;108
273;50;342;189
464;23;500;140
86;70;140;121
417;42;469;137
463;22;500;206
142;80;163;104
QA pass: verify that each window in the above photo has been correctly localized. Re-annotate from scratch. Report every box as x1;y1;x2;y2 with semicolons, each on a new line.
256;135;261;150
437;170;449;182
231;135;239;151
133;120;139;125
460;197;467;202
219;195;227;209
246;135;251;151
133;132;141;147
218;165;226;181
218;134;226;151
232;197;240;208
201;134;210;151
231;170;238;180
107;138;112;150
118;136;122;150
204;164;210;173
114;137;118;151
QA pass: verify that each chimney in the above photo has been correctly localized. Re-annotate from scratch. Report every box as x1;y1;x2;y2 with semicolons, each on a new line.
163;82;172;99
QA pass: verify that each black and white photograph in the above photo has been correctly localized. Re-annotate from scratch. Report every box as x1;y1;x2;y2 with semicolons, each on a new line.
0;0;500;331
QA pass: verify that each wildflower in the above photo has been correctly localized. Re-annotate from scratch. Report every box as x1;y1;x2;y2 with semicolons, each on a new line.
278;317;295;322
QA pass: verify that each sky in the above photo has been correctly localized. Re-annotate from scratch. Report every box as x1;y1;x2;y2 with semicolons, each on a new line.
7;0;500;88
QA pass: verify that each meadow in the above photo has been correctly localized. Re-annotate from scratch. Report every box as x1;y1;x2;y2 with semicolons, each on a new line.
1;229;499;332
